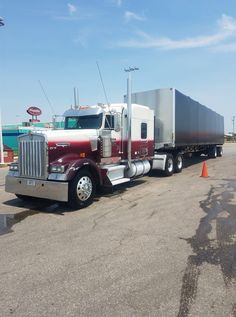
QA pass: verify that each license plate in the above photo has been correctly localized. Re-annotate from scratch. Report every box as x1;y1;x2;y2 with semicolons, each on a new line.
27;180;36;186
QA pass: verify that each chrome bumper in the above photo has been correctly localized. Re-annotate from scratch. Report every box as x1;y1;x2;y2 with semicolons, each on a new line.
5;175;68;202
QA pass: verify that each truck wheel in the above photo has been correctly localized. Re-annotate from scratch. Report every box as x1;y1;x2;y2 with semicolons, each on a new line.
217;146;223;157
174;154;183;173
209;146;217;159
69;170;95;209
164;154;174;176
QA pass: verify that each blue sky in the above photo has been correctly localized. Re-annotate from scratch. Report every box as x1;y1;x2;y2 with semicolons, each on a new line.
0;0;236;132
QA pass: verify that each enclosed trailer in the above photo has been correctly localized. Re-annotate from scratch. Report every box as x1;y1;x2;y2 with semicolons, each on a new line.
131;88;224;150
6;86;224;208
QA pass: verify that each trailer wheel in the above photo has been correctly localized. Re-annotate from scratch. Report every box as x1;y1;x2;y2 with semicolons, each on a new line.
217;146;223;157
209;146;217;159
164;154;174;176
69;169;95;209
174;154;183;173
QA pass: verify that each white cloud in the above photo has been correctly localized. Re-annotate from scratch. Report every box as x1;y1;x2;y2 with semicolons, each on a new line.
73;29;91;47
218;14;236;31
124;11;146;22
67;3;77;15
117;14;236;50
53;3;78;21
54;15;78;21
212;42;236;52
113;0;122;7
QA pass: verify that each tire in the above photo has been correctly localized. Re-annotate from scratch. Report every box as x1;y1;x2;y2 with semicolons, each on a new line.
174;154;183;173
69;170;95;209
209;146;217;159
217;146;223;157
164;154;174;176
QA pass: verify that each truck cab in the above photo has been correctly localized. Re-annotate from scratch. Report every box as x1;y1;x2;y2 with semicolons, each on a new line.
6;103;154;208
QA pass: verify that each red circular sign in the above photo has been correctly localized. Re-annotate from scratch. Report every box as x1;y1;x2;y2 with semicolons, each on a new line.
27;106;42;116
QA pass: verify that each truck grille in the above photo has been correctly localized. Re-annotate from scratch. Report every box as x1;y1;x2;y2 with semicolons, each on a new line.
18;133;48;179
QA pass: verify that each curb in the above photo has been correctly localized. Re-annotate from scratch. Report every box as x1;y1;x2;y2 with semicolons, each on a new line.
0;163;9;168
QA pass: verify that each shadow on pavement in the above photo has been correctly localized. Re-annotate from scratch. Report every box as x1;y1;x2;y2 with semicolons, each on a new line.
1;178;146;235
1;156;210;236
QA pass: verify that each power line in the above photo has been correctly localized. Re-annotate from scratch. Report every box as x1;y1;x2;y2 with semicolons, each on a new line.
96;61;110;106
38;80;55;115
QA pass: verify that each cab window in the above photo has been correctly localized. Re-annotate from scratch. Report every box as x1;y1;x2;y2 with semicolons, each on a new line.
104;115;114;129
141;122;147;139
65;114;103;129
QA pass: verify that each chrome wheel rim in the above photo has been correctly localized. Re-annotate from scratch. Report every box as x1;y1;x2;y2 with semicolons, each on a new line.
214;148;217;157
177;157;182;169
167;158;173;172
76;176;92;201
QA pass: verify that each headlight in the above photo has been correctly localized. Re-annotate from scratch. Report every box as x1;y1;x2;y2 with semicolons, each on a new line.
9;163;18;171
50;165;65;173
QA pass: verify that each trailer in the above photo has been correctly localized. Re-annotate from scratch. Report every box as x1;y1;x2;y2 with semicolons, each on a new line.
130;88;224;175
5;86;224;208
131;88;224;149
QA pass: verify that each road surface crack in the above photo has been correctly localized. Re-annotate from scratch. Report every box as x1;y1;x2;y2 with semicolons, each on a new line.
177;179;236;317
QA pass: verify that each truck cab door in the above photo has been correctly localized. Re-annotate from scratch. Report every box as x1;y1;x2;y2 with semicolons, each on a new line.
104;113;122;157
139;122;149;156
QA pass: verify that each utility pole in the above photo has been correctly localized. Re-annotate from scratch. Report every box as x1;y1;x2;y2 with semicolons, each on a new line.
124;67;139;167
0;109;4;164
0;19;4;163
233;116;235;142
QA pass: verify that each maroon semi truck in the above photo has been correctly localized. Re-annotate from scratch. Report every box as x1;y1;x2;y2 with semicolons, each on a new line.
6;102;154;208
5;88;224;208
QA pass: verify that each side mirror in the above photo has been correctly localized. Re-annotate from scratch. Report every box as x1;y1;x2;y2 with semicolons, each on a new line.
114;113;121;132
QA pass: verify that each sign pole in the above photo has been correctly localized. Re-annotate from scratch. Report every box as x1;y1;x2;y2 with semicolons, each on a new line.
233;116;235;142
0;109;4;164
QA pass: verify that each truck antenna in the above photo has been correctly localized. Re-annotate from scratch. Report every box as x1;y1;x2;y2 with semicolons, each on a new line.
96;61;110;108
38;80;55;115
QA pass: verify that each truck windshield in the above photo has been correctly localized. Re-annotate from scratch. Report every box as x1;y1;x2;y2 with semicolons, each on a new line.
65;114;103;130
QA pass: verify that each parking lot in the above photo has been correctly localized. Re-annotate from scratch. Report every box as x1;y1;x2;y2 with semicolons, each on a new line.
0;143;236;317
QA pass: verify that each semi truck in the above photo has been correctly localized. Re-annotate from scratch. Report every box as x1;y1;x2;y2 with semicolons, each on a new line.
5;88;224;208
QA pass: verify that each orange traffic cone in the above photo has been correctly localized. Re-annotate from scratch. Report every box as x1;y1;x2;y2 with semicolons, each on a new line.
201;161;209;178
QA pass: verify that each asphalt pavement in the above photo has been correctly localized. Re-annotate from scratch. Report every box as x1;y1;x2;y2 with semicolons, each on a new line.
0;143;236;317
